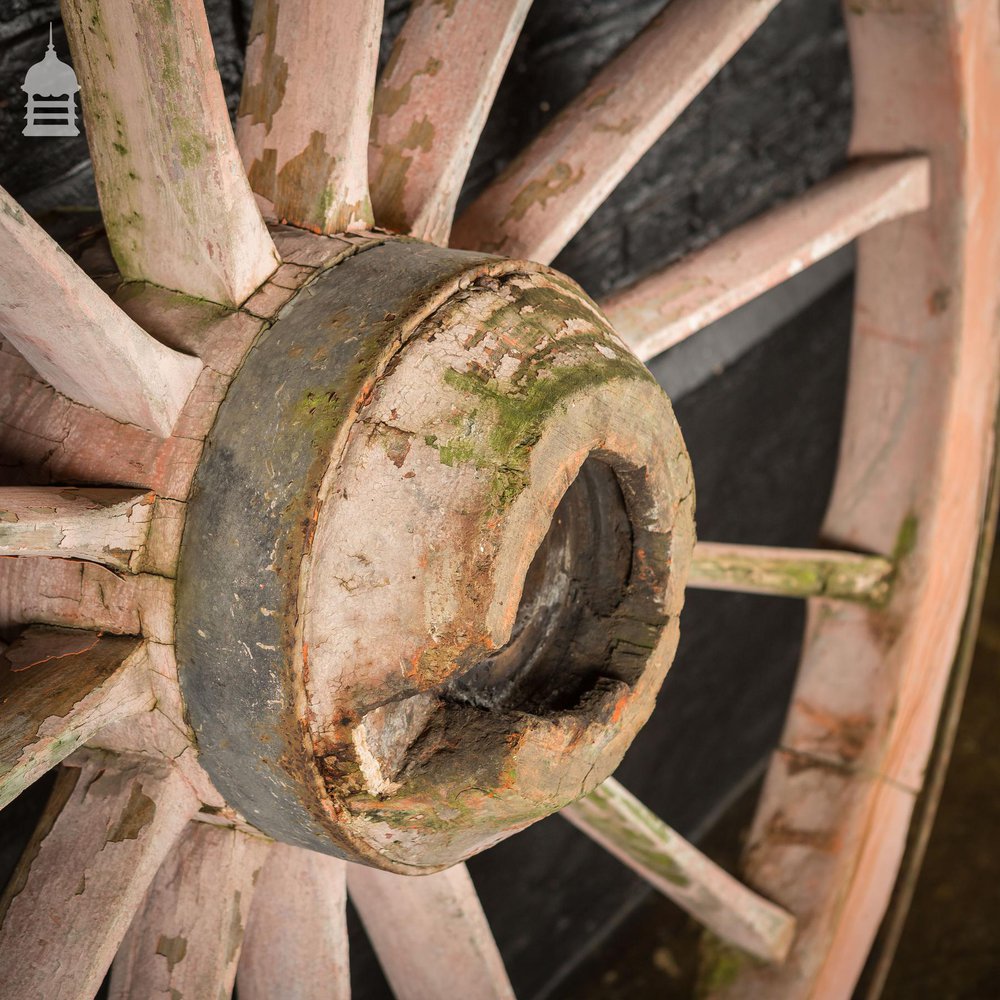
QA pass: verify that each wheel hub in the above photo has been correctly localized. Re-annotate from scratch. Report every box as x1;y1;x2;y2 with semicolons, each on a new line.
176;238;694;871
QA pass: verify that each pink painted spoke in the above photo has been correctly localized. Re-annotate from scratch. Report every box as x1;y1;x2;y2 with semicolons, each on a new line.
369;0;533;245
0;759;199;1000
451;0;781;264
238;844;350;1000
564;779;795;963
0;556;172;642
688;542;895;603
604;157;931;362
0;185;202;435
347;863;515;1000
109;822;269;1000
62;0;279;306
0;629;152;811
0;487;153;570
238;0;383;234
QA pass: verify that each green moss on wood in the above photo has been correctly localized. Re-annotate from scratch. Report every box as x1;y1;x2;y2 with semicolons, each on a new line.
577;781;691;888
698;935;753;995
893;512;919;562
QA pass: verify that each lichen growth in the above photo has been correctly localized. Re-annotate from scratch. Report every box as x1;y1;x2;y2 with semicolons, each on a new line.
578;783;691;887
893;512;919;562
501;161;585;225
698;935;751;995
156;935;187;974
107;783;156;843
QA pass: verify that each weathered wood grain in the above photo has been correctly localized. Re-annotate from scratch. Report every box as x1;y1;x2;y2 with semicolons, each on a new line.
0;487;154;571
604;157;930;362
348;863;515;1000
238;0;383;233
238;844;350;1000
61;0;280;306
369;0;532;244
0;185;202;435
0;758;199;1000
688;542;894;604
451;0;780;263
565;778;795;963
109;822;269;1000
0;628;151;810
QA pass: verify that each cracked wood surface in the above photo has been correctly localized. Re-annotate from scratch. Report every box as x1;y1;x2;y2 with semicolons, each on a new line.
451;0;781;264
0;758;200;1000
238;0;382;233
109;822;269;1000
604;157;931;363
0;628;151;811
348;862;515;1000
61;0;279;306
0;185;202;436
369;0;532;244
0;557;175;644
0;487;154;571
238;844;350;1000
565;778;795;963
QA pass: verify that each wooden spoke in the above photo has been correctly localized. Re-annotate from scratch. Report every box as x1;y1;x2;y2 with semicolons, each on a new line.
564;778;795;963
347;863;515;1000
0;557;173;643
238;0;383;234
0;628;152;811
238;844;349;1000
0;758;199;999
604;157;931;362
0;185;203;435
0;487;154;571
688;542;894;604
451;0;781;264
109;822;269;1000
369;0;533;245
61;0;279;306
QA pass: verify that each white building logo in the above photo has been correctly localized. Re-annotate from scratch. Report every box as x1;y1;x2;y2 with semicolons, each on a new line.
22;24;80;138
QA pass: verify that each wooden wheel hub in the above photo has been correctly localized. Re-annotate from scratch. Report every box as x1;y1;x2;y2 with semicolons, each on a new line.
176;239;695;870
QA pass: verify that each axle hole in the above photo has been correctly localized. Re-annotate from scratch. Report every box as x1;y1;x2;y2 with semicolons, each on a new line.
447;456;635;715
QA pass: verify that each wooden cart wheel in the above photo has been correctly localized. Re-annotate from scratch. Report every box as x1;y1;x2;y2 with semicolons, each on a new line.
0;1;997;998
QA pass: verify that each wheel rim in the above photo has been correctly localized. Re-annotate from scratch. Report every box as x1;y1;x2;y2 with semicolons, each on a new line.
0;2;996;998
